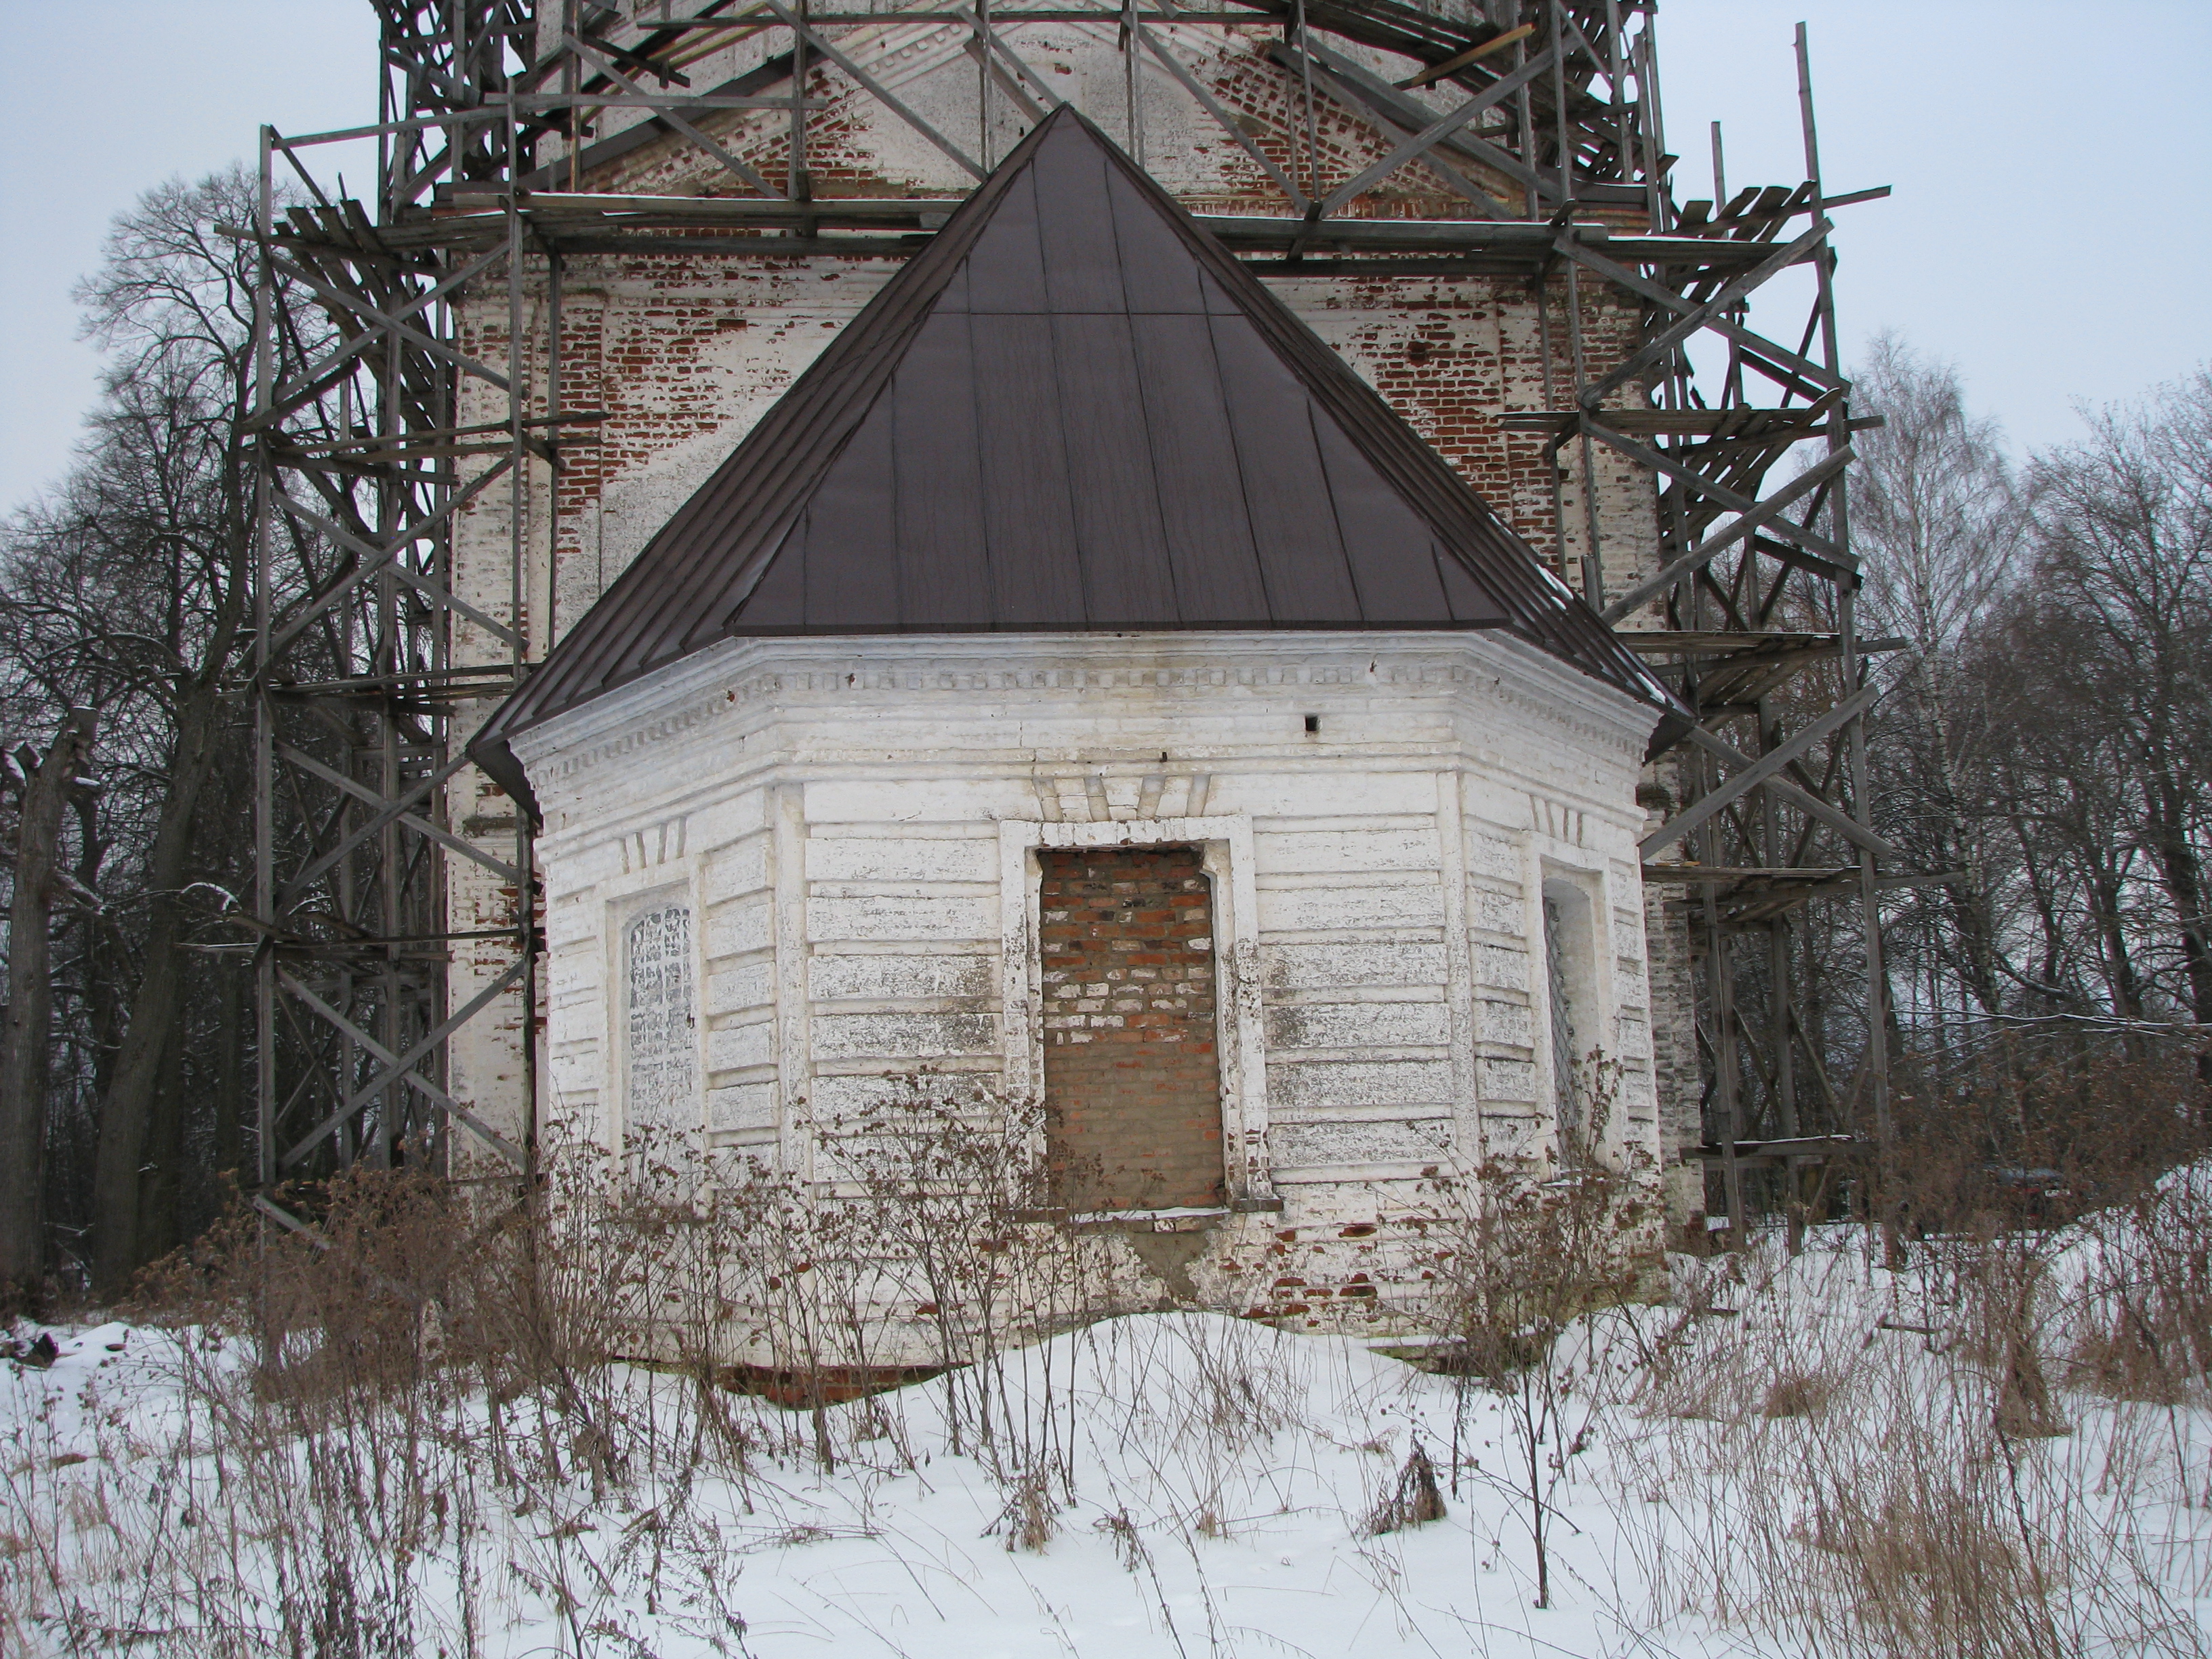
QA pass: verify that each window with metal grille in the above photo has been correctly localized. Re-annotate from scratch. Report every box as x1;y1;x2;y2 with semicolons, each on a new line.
1543;893;1582;1154
626;903;696;1135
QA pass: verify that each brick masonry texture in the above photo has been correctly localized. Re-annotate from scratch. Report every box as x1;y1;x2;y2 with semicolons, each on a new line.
1040;847;1225;1211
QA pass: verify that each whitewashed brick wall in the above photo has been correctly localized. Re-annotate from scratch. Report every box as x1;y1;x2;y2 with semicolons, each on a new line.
443;19;1700;1214
512;629;1663;1331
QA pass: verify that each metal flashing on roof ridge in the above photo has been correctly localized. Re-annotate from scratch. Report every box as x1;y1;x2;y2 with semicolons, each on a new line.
472;104;1670;817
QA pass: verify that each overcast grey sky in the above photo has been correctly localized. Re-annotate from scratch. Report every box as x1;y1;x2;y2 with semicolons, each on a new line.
3;2;2207;517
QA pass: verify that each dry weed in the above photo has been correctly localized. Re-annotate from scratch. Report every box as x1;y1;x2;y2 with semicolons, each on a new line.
1614;1227;2209;1659
1002;1464;1060;1553
1364;1443;1447;1535
1404;1060;1662;1608
1757;1369;1835;1419
0;1082;1143;1654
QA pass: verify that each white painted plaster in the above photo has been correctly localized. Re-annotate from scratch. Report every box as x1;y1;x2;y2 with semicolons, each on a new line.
512;630;1664;1225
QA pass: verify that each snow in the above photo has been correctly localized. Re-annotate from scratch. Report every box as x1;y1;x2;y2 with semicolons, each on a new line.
7;1217;2212;1656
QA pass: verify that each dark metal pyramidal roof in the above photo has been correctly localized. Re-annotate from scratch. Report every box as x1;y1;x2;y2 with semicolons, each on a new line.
475;106;1665;808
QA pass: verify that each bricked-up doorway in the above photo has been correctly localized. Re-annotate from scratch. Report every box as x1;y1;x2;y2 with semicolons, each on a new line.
1038;846;1225;1211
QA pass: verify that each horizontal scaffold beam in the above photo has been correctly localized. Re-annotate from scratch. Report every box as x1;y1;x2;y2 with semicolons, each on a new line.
1682;1134;1856;1167
287;198;1801;270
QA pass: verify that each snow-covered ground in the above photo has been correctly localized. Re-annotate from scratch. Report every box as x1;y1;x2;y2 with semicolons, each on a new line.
7;1212;2212;1656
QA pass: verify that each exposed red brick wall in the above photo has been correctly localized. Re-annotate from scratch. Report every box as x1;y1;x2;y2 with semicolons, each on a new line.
1039;846;1223;1211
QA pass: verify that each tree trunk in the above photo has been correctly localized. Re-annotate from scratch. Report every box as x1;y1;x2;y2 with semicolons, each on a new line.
73;790;122;1105
0;710;98;1307
215;956;245;1183
89;680;226;1295
2145;769;2212;1095
136;1029;188;1267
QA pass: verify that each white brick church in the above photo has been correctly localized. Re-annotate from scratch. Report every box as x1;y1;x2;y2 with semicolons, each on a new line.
471;108;1677;1324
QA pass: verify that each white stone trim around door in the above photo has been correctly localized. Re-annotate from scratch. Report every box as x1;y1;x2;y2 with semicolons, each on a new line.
997;815;1277;1210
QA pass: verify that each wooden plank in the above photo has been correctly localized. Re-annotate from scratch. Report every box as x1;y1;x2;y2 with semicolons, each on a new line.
1746;531;1857;587
952;3;1071;124
1645;682;1883;859
1579;221;1837;410
375;205;1788;265
506;94;825;110
1557;234;1851;409
1682;1134;1853;1165
1269;37;1546;197
1590;424;1849;561
1622;630;1839;653
1676;726;1898;861
500;191;968;220
1641;866;1849;883
1129;18;1309;213
1397;22;1535;88
1499;409;1839;436
758;0;987;179
1317;47;1556;217
565;35;784;198
1600;446;1855;623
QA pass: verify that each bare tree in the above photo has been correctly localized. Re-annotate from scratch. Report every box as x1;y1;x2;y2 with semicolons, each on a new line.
0;710;96;1306
1851;336;2028;1025
68;176;265;1294
0;172;276;1293
1848;350;2208;1066
2017;377;2212;1074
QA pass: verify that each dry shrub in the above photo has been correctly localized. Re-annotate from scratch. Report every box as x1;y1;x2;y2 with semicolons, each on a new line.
1884;1043;2201;1246
1758;1369;1834;1419
1002;1464;1059;1553
2070;1305;2188;1405
1071;1312;1324;1552
134;1168;464;1392
1406;1064;1663;1608
1614;1230;2207;1659
2066;1168;2212;1405
1876;1043;2208;1441
1094;1504;1143;1570
2;1081;1141;1654
1800;1473;2054;1658
94;1168;517;1657
1365;1443;1447;1534
1959;1235;2069;1439
822;1078;1131;1472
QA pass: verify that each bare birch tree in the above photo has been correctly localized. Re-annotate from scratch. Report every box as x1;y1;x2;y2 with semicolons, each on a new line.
1851;336;2028;1025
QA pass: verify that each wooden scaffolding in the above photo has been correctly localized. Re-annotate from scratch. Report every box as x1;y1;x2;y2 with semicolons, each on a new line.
243;0;1905;1242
